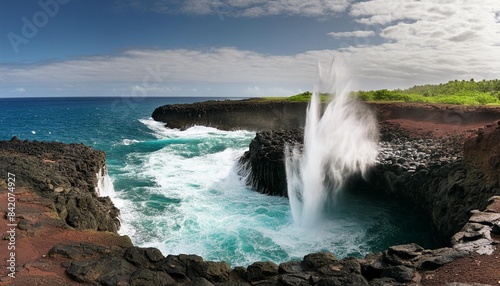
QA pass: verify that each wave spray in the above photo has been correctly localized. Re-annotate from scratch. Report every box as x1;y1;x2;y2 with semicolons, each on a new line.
286;56;379;226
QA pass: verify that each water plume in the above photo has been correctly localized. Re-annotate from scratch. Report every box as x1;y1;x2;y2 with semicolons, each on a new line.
286;56;379;226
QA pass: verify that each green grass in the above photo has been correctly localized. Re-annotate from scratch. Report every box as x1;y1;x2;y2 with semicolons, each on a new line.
356;89;500;105
262;92;329;103
260;79;500;106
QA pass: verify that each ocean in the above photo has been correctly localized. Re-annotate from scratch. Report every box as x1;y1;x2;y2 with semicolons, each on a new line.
0;96;434;267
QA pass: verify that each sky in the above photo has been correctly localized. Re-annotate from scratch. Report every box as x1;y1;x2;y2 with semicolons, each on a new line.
1;0;500;98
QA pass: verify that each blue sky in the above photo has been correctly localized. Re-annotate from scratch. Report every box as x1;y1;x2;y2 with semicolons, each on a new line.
1;0;500;97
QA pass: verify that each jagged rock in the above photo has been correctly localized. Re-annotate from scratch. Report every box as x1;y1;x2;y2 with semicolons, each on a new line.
453;238;495;255
381;265;414;283
279;273;311;286
314;273;369;286
445;283;494;286
302;252;337;271
279;261;304;274
418;248;469;270
156;254;203;282
238;129;303;196
129;268;177;286
492;221;500;234
360;257;385;280
17;218;31;230
66;256;137;284
388;243;424;259
0;138;120;233
152;100;309;131
186;277;215;286
246;261;279;282
369;277;406;286
49;242;110;259
124;247;165;268
188;260;231;283
468;211;500;225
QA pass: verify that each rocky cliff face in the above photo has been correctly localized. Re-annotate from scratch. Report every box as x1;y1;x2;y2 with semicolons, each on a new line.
237;121;500;245
0;137;120;232
153;99;500;132
152;99;309;131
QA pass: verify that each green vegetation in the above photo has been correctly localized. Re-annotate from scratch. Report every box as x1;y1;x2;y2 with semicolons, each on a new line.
275;92;329;103
260;79;500;105
356;79;500;105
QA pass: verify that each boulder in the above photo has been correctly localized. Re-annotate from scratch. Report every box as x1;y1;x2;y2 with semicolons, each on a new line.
246;261;279;282
302;252;337;271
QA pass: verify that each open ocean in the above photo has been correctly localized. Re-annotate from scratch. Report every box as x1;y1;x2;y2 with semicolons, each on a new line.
0;96;434;267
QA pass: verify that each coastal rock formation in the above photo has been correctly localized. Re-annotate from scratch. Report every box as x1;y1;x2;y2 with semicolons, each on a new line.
152;99;308;131
45;240;478;285
152;99;500;132
238;122;500;244
0;137;120;232
371;123;500;242
238;129;303;196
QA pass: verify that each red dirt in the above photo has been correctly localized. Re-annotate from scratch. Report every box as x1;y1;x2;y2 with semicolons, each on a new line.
0;187;132;286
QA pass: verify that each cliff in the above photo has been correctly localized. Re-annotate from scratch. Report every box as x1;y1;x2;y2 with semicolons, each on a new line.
152;99;308;131
152;99;500;132
0;137;119;232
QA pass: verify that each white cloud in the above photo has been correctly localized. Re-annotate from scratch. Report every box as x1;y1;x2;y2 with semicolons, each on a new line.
0;48;329;88
244;86;297;97
3;1;500;96
10;87;26;93
339;0;500;89
121;0;351;17
328;30;375;38
129;85;182;95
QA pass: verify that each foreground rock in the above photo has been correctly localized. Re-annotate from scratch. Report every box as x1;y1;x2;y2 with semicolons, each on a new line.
0;137;120;232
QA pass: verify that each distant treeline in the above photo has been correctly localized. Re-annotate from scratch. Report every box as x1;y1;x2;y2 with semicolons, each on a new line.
356;79;500;105
283;79;500;105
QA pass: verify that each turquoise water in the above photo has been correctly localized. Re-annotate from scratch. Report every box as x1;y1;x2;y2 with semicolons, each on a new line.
0;97;435;267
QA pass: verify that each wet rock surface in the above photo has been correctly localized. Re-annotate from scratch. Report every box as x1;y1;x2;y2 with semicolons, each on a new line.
238;129;303;196
238;122;500;244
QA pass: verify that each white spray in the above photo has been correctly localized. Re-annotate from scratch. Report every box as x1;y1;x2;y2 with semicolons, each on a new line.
286;56;379;226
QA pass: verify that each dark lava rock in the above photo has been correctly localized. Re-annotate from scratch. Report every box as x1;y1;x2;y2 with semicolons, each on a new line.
302;252;337;271
238;129;303;196
381;265;414;283
246;261;279;282
124;246;165;268
49;242;110;259
129;269;177;286
0;138;120;233
418;248;469;270
188;260;231;283
152;99;309;131
66;256;137;284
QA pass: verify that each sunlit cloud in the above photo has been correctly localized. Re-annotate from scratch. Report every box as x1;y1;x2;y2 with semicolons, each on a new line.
327;30;375;38
10;87;26;93
2;0;500;96
119;0;351;17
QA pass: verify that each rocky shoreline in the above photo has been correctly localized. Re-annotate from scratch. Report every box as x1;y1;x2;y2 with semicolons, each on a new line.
1;100;500;285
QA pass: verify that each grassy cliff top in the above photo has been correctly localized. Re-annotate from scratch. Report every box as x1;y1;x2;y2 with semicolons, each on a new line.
263;79;500;105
